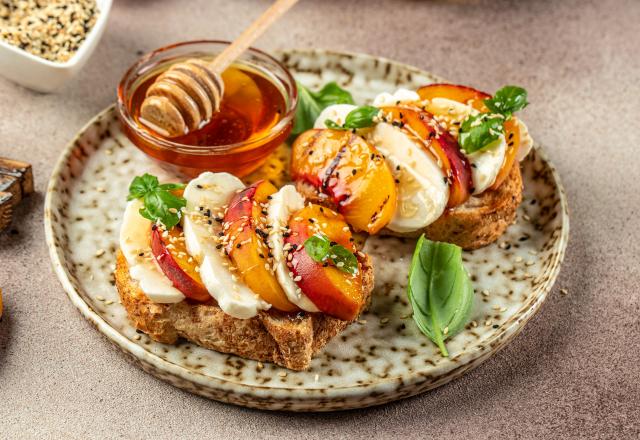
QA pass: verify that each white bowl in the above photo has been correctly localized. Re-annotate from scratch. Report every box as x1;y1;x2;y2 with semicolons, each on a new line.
0;0;112;93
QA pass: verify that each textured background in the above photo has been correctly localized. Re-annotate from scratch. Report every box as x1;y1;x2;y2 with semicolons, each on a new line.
1;0;639;438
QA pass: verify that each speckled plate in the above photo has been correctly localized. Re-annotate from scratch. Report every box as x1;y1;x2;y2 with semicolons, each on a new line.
44;49;569;411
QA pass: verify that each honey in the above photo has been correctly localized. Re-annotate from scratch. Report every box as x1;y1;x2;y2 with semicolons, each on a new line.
118;47;296;178
131;66;286;147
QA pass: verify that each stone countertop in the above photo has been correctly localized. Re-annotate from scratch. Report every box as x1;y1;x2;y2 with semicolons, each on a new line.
0;0;638;438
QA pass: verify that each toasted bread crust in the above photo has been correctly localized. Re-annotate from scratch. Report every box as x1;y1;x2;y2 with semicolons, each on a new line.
422;162;523;250
115;252;373;371
296;162;523;250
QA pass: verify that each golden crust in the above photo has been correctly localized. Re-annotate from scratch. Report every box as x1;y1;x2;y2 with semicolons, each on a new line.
296;162;523;250
422;162;523;250
115;252;374;371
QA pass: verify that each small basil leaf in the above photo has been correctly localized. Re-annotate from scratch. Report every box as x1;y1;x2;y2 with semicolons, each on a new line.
128;173;159;201
328;244;359;275
325;119;342;129
127;174;186;229
458;114;505;154
304;234;332;262
158;183;186;191
303;233;359;275
484;85;528;118
407;235;474;357
343;105;380;129
291;81;355;137
310;82;355;107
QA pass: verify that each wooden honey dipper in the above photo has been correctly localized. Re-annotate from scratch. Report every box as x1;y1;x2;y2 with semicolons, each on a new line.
139;0;299;138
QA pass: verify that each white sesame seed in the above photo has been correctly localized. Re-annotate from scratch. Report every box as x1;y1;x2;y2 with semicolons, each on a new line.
560;288;568;295
481;289;490;297
95;249;105;257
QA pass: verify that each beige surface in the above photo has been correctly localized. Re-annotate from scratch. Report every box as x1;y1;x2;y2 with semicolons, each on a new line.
0;0;638;438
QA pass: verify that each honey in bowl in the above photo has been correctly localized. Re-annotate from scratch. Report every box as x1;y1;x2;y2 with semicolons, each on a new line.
117;41;297;178
131;67;286;147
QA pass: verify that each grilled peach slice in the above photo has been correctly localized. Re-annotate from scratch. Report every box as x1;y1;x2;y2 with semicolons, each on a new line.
379;106;473;207
224;180;298;312
490;118;520;190
151;225;210;302
291;129;397;234
285;204;364;321
417;83;491;112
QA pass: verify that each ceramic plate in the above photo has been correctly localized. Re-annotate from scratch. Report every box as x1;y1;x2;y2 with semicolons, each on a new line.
44;49;569;411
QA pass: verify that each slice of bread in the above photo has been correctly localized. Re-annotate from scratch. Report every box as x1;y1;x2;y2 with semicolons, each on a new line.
296;161;523;250
115;252;374;371
422;162;523;250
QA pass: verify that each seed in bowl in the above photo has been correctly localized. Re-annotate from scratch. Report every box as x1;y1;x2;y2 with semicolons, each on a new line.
0;0;99;63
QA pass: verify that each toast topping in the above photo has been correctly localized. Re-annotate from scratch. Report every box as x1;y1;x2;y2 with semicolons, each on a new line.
293;82;534;235
122;172;371;321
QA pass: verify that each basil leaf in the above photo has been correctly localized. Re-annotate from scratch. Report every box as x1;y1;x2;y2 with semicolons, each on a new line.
328;106;380;130
325;119;342;129
407;235;474;357
303;233;359;275
127;173;186;229
128;173;159;201
328;244;359;275
458;114;505;154
158;183;186;191
304;234;332;262
484;85;528;118
291;81;355;137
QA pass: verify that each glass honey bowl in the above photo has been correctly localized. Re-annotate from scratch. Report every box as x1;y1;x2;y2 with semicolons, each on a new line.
117;40;298;177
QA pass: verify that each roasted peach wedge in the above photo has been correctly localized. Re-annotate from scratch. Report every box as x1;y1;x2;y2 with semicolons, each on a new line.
379;106;474;207
490;117;520;190
224;180;298;312
285;204;364;321
417;83;491;112
291;129;397;234
151;224;211;302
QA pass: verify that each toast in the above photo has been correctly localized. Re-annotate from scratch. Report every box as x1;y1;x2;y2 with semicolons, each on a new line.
115;251;374;371
296;160;522;251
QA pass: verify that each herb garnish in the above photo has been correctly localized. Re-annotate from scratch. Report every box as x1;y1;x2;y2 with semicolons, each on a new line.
291;81;355;137
458;113;505;154
484;85;529;119
303;232;359;275
127;173;186;229
407;235;474;357
325;105;380;130
458;85;528;154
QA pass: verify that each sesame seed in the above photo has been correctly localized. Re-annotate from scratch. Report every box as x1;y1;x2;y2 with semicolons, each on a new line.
481;289;490;296
560;288;568;295
95;249;105;257
278;372;287;378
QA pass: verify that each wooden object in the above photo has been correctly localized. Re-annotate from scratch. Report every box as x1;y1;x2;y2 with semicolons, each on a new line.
0;157;33;231
139;0;298;138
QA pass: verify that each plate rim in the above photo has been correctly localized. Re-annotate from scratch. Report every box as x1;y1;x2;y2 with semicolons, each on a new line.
44;48;570;410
